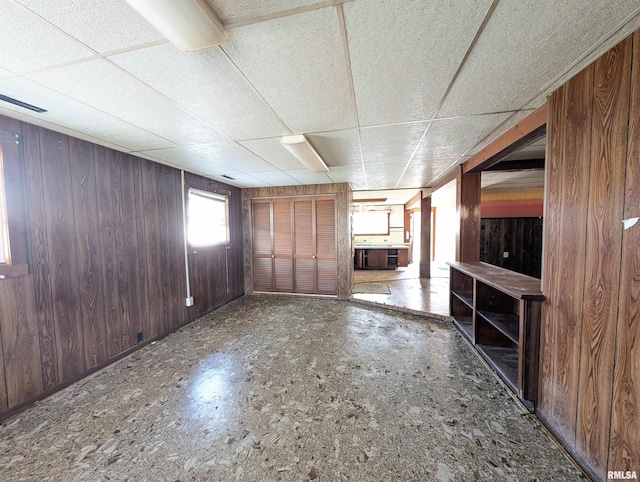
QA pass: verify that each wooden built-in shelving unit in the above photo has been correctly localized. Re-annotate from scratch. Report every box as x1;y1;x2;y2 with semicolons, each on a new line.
448;261;544;411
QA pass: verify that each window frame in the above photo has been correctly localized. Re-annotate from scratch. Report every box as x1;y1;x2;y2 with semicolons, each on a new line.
0;129;29;278
186;187;229;250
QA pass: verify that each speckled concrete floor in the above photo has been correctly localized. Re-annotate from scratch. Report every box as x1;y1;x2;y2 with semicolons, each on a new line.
0;297;582;481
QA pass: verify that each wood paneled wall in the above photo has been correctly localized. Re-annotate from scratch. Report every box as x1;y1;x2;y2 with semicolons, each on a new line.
480;217;543;278
242;183;352;299
0;114;243;417
539;32;640;481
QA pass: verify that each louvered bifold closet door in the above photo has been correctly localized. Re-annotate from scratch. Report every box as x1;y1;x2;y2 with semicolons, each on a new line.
252;200;273;291
315;198;337;295
293;198;315;293
272;198;294;292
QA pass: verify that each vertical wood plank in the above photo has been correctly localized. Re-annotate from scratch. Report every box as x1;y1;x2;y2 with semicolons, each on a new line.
229;188;244;300
0;325;6;410
120;155;142;346
539;84;566;426
110;151;131;351
576;37;631;477
549;64;595;448
21;123;58;390
157;166;171;332
553;64;595;446
165;169;185;329
142;161;163;338
608;30;640;475
95;146;122;358
68;138;107;368
0;276;42;407
39;129;85;381
132;159;150;340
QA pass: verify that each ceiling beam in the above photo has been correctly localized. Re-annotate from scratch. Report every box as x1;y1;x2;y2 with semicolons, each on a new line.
429;166;460;193
404;191;422;210
486;158;545;171
462;104;547;174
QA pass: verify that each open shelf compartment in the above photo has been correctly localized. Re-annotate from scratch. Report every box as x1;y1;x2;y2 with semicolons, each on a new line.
447;261;544;411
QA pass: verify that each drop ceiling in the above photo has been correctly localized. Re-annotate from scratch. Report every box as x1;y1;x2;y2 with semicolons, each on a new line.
0;0;639;190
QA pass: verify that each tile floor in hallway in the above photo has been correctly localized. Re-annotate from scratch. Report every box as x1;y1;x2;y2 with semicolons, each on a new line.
0;296;582;482
351;262;451;318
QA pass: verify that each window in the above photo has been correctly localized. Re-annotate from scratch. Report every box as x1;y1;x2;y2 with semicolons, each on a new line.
0;162;6;264
0;130;28;277
187;188;228;247
0;169;6;264
353;211;389;235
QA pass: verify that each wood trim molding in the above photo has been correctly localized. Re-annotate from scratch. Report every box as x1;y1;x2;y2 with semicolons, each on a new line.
463;105;547;174
430;168;459;193
404;191;423;210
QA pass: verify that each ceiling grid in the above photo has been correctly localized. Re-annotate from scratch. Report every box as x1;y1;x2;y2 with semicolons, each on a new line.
0;0;639;188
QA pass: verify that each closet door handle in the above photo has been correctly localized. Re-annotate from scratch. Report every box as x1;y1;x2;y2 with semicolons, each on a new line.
312;255;317;259
272;255;275;258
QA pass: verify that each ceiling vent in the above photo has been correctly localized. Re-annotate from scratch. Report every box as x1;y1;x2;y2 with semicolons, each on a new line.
0;94;47;113
221;174;235;180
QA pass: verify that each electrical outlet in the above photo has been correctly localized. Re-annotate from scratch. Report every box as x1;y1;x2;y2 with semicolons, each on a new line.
185;296;194;307
503;251;509;258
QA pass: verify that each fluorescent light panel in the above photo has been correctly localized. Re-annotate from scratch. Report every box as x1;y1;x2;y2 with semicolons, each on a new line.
281;135;329;173
125;0;228;51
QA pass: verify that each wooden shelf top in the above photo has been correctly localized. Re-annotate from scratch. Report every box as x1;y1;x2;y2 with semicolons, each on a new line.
447;261;545;301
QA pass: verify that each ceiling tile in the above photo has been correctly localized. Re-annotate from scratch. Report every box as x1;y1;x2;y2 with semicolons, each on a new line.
362;164;403;190
326;165;365;184
343;0;493;126
221;7;356;133
205;0;321;24
249;170;301;186
28;59;227;146
0;1;92;72
110;44;288;140
0;76;174;151
397;158;455;188
413;113;511;160
439;0;640;117
14;0;163;53
139;147;240;178
239;137;304;170
307;129;361;167
359;122;430;164
282;169;333;185
187;142;277;172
